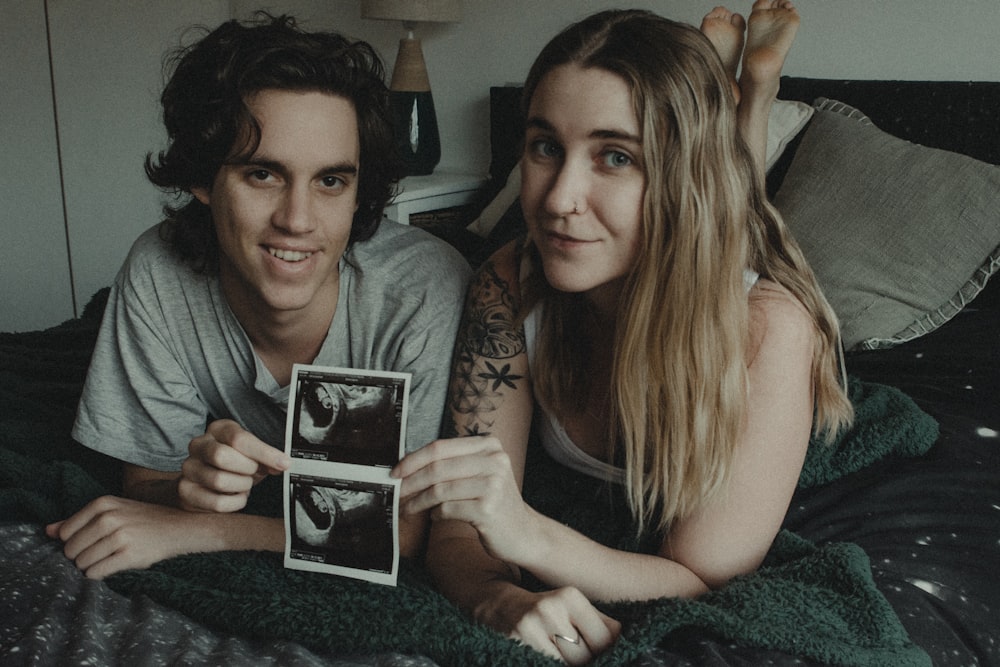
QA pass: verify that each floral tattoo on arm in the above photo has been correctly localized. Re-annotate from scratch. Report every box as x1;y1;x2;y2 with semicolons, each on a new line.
445;260;526;437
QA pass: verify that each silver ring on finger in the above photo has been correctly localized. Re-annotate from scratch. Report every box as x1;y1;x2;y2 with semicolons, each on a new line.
552;632;581;646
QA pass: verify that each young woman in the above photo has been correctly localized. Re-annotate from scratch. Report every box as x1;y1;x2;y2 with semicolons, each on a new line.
393;3;853;663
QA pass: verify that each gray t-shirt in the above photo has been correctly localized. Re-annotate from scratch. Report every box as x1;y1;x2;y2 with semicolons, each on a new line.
72;220;471;471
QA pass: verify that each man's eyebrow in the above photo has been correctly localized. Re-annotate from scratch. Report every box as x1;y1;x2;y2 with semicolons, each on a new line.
225;156;282;170
227;156;359;176
525;116;640;144
317;161;359;175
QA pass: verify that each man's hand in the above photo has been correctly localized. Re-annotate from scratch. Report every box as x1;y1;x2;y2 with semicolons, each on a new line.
179;419;289;512
45;496;205;579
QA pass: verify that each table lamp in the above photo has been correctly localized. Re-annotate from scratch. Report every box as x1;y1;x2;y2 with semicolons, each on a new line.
361;0;462;176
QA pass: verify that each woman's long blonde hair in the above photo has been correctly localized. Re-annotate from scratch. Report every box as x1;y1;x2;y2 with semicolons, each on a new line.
521;10;853;534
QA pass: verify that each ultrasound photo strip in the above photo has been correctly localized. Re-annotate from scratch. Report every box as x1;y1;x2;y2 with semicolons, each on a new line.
282;364;410;586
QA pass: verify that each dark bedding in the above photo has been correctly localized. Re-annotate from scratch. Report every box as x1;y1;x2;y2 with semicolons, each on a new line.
764;80;998;665
2;78;998;666
2;275;996;667
0;343;942;666
782;280;1000;666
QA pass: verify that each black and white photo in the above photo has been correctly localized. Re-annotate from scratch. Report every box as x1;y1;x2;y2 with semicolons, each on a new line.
287;475;397;583
283;364;409;585
290;367;408;467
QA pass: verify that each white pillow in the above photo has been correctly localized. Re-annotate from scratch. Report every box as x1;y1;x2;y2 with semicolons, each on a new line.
468;99;812;238
765;99;814;171
466;163;521;237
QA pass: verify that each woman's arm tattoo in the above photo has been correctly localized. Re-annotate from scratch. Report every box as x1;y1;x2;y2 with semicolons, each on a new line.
445;261;526;437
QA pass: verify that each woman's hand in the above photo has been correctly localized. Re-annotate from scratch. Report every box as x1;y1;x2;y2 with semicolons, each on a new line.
481;584;621;665
179;419;290;512
392;436;538;564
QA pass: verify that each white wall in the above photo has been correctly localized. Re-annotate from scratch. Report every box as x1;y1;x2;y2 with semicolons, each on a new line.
1;1;73;331
1;0;230;332
251;0;1000;176
2;0;997;331
46;0;232;322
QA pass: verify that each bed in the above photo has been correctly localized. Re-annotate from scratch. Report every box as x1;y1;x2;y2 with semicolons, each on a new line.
2;77;998;667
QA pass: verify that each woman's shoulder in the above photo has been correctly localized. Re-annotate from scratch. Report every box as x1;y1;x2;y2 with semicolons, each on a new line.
468;240;524;302
747;278;815;364
481;239;523;280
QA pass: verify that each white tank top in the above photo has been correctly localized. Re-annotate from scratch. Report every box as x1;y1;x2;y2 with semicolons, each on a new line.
524;269;760;483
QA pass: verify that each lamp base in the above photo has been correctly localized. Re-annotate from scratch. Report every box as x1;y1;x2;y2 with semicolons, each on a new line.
389;90;441;176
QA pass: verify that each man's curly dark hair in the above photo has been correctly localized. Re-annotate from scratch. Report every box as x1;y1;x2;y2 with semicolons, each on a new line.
145;13;403;271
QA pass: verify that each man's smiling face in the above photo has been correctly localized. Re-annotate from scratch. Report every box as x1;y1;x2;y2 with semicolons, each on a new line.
193;88;360;325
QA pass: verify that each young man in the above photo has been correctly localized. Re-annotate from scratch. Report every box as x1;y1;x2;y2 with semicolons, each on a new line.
46;14;470;579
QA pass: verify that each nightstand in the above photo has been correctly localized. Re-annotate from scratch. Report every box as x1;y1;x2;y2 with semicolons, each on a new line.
383;170;486;226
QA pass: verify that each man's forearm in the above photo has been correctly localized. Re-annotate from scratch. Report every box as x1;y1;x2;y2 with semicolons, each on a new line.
123;472;184;507
202;513;285;552
124;467;423;557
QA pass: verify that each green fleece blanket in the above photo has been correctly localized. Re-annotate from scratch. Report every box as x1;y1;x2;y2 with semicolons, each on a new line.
0;292;936;667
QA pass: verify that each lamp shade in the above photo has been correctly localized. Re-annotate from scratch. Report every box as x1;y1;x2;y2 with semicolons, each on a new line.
360;0;460;176
360;0;461;24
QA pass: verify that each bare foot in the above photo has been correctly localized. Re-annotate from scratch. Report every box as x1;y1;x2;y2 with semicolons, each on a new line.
739;0;800;103
700;6;746;102
737;0;800;172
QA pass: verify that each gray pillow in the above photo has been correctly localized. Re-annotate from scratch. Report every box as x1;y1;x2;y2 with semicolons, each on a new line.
773;98;1000;351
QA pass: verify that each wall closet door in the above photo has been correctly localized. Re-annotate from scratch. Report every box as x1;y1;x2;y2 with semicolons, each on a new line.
0;1;74;332
46;0;230;323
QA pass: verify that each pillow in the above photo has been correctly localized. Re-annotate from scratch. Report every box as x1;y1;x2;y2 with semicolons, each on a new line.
764;99;814;171
468;99;813;239
774;98;1000;351
467;163;520;238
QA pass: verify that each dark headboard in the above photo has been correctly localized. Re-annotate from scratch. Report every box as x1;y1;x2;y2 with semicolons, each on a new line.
485;86;525;199
774;78;1000;165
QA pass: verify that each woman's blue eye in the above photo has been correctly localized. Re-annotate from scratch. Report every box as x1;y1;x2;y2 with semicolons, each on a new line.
603;151;632;168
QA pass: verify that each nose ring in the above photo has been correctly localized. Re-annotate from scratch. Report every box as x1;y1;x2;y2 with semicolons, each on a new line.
572;202;579;214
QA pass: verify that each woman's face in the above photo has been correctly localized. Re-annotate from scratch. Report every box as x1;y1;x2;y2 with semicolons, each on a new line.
520;64;645;313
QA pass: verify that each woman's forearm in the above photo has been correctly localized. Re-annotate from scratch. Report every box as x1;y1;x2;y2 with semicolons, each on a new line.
513;508;710;602
425;531;524;620
427;513;708;623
